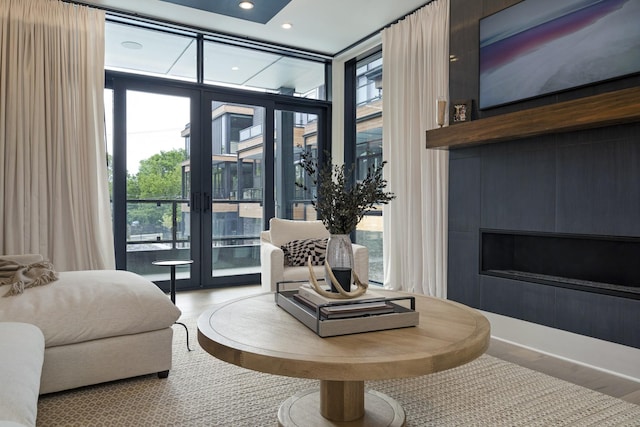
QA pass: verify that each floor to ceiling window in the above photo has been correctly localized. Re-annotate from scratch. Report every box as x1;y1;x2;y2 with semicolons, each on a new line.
207;100;264;277
275;109;321;220
124;91;191;279
104;16;330;290
347;50;385;283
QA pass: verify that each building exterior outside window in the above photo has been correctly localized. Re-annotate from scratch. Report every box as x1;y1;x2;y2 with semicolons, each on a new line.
354;52;385;283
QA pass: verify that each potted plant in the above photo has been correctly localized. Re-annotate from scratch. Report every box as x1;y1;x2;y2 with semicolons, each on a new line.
297;149;395;296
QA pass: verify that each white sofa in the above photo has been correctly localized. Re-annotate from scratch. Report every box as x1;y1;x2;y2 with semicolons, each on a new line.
0;254;181;426
0;322;44;427
260;218;369;292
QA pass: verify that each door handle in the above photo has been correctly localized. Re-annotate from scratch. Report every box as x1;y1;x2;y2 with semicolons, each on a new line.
203;192;211;213
191;192;201;213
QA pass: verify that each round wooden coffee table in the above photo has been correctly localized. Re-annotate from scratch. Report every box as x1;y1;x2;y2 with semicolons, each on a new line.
197;291;490;426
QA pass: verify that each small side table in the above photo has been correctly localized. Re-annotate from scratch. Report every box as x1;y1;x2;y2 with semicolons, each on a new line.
152;259;194;351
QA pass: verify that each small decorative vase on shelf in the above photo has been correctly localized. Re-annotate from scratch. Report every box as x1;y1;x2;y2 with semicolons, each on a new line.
325;234;354;293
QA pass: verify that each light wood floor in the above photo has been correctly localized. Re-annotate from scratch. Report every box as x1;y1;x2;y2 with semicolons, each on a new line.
175;285;640;406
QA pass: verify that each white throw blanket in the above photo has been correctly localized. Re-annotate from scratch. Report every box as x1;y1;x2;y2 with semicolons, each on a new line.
0;259;58;297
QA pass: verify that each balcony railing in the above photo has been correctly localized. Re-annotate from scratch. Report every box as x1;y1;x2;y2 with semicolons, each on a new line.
123;198;384;282
125;199;262;278
127;199;189;246
239;124;263;141
126;199;190;276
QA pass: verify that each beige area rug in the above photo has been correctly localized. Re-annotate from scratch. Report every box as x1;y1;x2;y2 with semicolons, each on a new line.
37;317;640;427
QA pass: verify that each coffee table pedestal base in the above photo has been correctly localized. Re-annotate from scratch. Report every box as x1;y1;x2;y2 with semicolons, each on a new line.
278;380;405;427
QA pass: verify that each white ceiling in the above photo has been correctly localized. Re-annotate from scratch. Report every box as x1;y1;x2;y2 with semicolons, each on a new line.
80;0;431;56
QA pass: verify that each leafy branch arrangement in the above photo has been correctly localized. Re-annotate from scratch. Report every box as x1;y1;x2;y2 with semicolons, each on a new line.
297;149;395;235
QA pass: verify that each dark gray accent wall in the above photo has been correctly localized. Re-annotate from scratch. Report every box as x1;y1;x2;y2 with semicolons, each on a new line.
447;0;640;348
448;124;640;348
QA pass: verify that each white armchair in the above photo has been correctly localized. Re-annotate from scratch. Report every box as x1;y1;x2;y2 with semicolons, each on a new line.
260;218;369;292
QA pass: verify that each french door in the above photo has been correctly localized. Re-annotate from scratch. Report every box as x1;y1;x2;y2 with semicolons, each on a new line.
109;80;199;291
196;92;329;288
108;75;329;291
195;94;268;287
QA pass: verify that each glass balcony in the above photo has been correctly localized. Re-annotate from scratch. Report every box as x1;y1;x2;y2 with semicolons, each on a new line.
126;199;262;280
126;199;191;279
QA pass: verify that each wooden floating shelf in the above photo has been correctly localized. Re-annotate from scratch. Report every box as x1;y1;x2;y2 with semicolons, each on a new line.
425;86;640;149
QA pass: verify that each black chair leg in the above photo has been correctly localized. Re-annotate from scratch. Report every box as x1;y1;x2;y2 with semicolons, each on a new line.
175;321;192;351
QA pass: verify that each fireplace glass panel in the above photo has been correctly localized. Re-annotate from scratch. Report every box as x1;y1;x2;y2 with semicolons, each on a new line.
480;230;640;299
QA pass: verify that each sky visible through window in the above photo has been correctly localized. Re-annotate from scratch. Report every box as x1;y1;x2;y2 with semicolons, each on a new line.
105;90;190;174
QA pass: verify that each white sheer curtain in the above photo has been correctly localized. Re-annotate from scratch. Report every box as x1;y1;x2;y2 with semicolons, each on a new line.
0;0;115;270
381;0;449;297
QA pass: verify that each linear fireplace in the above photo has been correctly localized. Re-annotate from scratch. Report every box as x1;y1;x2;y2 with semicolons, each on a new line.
480;229;640;300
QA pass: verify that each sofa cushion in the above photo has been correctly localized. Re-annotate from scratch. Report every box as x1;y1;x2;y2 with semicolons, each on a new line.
0;322;44;427
0;270;181;347
0;421;30;427
268;218;329;248
282;238;327;266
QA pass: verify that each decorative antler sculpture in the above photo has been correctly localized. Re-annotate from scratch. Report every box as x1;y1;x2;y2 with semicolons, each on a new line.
307;256;368;299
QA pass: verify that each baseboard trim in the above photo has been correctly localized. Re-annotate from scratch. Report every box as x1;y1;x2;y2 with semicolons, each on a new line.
481;311;640;383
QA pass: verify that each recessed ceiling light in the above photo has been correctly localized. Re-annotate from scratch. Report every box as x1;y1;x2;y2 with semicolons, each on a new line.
231;66;239;71
239;1;254;9
121;41;143;50
281;23;292;30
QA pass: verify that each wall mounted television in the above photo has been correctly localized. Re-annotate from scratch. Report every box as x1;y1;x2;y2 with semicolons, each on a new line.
479;0;640;110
